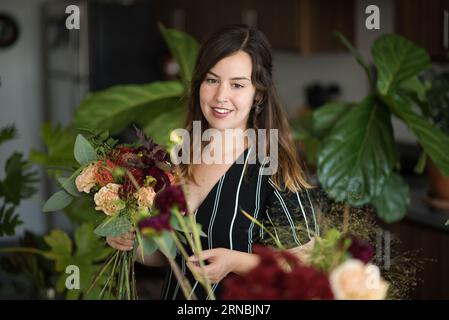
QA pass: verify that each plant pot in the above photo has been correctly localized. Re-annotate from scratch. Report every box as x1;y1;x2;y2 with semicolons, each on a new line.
425;157;449;213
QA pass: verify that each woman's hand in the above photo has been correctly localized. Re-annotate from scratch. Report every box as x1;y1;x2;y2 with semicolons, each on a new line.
106;230;135;251
187;248;259;284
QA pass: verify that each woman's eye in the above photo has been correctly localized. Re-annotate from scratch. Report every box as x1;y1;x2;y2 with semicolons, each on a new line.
206;78;218;84
232;83;244;89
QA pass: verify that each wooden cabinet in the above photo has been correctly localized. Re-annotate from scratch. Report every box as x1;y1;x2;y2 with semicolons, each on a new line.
395;0;449;61
152;0;355;53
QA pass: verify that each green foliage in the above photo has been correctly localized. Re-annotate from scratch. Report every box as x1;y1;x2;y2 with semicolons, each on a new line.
29;122;78;175
0;204;22;236
427;71;449;136
313;33;449;223
310;229;350;273
93;213;132;238
0;125;16;145
42;223;112;300
0;125;38;236
74;134;98;166
42;190;74;213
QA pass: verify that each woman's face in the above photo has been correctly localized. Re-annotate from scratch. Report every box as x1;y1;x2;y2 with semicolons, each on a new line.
199;50;256;131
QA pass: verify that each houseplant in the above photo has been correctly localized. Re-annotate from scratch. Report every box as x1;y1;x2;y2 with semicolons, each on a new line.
311;32;449;223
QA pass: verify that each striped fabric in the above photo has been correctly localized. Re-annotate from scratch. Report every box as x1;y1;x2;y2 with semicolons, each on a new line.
161;148;319;300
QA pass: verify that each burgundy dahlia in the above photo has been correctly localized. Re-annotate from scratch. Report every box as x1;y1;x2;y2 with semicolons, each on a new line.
154;185;188;215
222;245;334;300
138;213;171;233
347;234;375;264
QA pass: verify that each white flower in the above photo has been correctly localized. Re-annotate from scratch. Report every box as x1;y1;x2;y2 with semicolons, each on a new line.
94;183;125;216
75;164;97;193
329;259;389;300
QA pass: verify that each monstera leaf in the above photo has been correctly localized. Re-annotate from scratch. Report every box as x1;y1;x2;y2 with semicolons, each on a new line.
373;34;431;95
317;96;396;206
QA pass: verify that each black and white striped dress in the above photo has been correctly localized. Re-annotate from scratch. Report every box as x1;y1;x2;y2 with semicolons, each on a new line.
161;147;320;300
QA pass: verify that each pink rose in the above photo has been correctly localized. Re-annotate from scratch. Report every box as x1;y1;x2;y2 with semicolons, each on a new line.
134;186;156;210
75;164;97;193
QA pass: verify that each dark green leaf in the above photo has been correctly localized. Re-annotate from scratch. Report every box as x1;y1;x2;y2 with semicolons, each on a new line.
372;173;410;223
1;152;38;205
384;94;449;176
414;150;427;174
317;96;396;205
312;102;353;138
0;204;23;236
159;24;200;86
74;81;184;135
0;125;16;146
373;34;430;95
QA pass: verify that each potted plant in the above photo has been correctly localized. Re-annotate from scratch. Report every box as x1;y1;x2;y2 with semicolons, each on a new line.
310;33;449;223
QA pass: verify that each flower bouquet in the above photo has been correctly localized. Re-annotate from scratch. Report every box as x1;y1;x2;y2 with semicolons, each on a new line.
222;221;389;300
136;184;216;300
43;128;177;299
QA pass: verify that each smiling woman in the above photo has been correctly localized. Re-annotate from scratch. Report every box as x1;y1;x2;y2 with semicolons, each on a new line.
106;24;319;300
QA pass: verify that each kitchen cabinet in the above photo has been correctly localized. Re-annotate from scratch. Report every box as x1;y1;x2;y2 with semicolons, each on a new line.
152;0;355;53
395;0;449;61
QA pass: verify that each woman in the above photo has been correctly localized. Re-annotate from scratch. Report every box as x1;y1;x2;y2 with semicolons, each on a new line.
106;24;319;300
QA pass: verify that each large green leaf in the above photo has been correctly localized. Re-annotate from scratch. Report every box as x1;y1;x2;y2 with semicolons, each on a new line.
74;223;112;263
0;125;16;146
74;81;184;134
312;102;353;139
142;102;185;146
43;190;74;212
74;134;97;166
373;34;430;95
159;24;200;86
317;96;396;205
372;173;410;223
384;94;449;176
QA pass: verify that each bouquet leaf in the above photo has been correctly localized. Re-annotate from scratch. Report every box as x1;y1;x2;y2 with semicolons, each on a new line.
74;134;97;166
93;214;132;238
43;190;74;212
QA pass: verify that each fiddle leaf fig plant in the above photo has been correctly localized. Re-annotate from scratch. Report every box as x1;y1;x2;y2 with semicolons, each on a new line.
314;33;449;223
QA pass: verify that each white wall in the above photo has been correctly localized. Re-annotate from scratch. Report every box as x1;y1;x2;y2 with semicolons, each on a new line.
273;0;417;144
0;0;49;241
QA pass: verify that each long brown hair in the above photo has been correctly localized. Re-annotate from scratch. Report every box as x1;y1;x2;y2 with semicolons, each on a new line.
180;24;310;192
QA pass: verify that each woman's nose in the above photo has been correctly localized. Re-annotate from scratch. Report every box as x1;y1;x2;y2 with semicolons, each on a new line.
215;83;230;103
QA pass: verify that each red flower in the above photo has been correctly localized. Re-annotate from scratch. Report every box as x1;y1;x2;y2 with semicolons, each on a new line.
347;234;374;264
138;213;172;234
94;159;116;186
154;185;187;215
146;167;171;192
222;245;334;300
